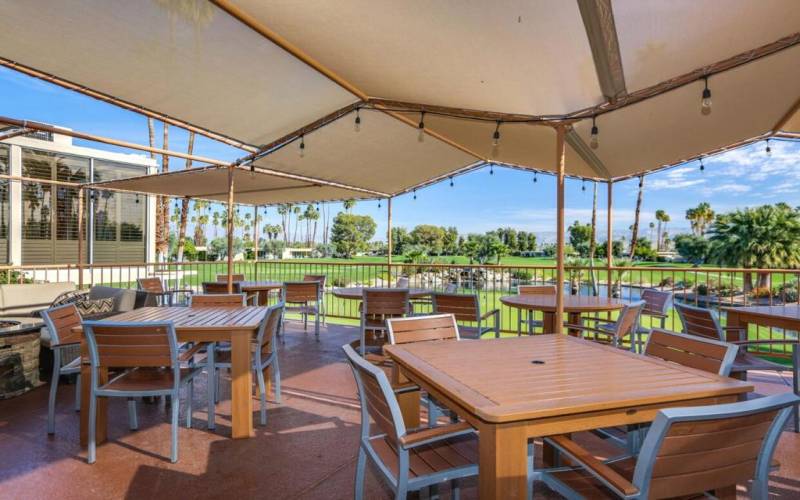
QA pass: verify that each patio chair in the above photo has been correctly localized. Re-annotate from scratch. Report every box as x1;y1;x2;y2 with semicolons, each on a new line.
283;281;321;339
359;288;409;356
137;277;192;306
202;281;256;305
342;343;478;500
40;304;83;434
395;276;409;288
82;320;207;463
387;314;462;426
216;273;246;282
565;301;645;351
633;289;673;348
303;274;327;324
189;293;246;307
432;292;499;339
674;302;799;432
539;392;799;499
517;285;556;335
211;303;283;425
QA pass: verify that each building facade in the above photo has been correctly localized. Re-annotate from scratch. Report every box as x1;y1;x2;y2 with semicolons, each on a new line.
0;126;156;266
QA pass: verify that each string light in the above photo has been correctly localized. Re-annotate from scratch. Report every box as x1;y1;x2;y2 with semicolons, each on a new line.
250;163;255;178
701;77;712;116
489;164;494;175
491;121;501;158
449;176;454;187
377;199;381;209
765;138;772;156
413;189;417;200
582;180;586;192
417;111;425;143
135;194;140;204
354;108;361;132
699;157;705;172
638;176;643;188
533;173;538;183
589;116;599;149
299;134;306;158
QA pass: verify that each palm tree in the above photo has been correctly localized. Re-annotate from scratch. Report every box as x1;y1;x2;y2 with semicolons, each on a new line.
708;204;800;291
654;209;670;251
343;199;356;213
685;202;715;236
303;204;320;246
277;204;292;244
211;211;220;238
292;205;302;244
648;221;655;245
176;131;195;262
629;176;644;258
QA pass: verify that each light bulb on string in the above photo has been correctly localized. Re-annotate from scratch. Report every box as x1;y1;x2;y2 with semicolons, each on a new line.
417;112;425;143
638;176;643;188
449;176;454;187
489;164;494;176
533;173;538;183
299;135;306;158
589;116;599;149
582;180;586;192
413;189;417;200
491;121;501;158
377;199;381;209
354;108;361;132
135;194;140;204
699;158;705;172
765;138;772;157
250;164;255;178
701;77;712;116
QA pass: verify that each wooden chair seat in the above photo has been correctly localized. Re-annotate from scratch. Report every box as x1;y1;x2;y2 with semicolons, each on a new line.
101;367;198;392
545;457;637;499
370;432;478;479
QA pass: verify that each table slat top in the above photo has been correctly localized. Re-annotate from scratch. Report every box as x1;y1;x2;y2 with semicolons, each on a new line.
499;294;627;312
386;335;752;423
332;287;431;299
103;306;267;330
239;281;283;291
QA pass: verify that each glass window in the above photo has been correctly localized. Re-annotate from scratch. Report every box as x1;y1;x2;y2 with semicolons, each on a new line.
21;148;88;241
93;161;146;242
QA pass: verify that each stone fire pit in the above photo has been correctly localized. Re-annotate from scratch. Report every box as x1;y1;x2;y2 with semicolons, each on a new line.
0;319;45;399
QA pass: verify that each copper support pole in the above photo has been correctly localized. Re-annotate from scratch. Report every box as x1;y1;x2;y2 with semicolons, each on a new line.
555;126;567;334
387;197;393;284
253;205;259;262
226;167;235;293
607;181;614;291
77;187;85;288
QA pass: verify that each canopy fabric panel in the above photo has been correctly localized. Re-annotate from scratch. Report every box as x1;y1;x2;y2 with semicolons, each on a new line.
90;166;376;206
613;0;800;92
0;0;356;148
572;44;800;178
252;109;479;195
236;0;602;116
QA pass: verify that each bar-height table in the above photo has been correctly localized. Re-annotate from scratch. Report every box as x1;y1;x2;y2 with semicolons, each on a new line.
239;281;283;305
385;334;753;499
500;294;626;334
78;306;268;446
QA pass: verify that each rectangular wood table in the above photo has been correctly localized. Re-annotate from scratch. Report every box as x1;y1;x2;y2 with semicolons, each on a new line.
723;304;800;340
385;334;753;499
79;306;267;446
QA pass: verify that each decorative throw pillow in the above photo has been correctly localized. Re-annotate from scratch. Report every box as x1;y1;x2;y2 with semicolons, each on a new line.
50;289;89;308
75;298;115;318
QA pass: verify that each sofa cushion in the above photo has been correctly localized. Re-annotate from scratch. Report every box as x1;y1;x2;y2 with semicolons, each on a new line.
88;286;146;312
0;282;76;316
76;297;115;317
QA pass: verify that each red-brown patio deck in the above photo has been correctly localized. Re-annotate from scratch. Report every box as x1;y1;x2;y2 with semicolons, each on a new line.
1;322;797;499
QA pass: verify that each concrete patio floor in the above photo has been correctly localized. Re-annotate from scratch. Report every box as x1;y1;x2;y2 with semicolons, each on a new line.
1;321;798;499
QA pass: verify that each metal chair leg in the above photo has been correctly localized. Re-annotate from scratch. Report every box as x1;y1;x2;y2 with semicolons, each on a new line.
354;447;367;500
207;344;216;430
128;398;138;430
185;380;193;428
47;354;61;434
74;373;81;412
88;391;97;464
257;367;267;426
451;479;460;500
273;357;281;404
314;308;320;340
170;391;180;463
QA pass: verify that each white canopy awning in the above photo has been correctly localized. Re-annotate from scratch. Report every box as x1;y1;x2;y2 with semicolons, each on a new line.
1;0;798;191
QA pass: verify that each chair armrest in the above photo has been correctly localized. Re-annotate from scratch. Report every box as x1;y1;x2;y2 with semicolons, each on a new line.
547;435;639;497
480;309;499;321
562;324;614;336
399;421;474;449
642;310;668;319
179;342;207;362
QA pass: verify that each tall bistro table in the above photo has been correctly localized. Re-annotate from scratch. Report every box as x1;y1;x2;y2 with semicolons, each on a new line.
385;334;753;499
331;287;432;300
78;306;268;446
500;294;627;334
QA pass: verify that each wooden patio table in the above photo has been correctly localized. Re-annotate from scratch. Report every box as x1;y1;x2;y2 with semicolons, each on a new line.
500;294;626;334
722;304;800;342
385;334;752;499
77;306;268;446
240;281;283;305
331;286;431;300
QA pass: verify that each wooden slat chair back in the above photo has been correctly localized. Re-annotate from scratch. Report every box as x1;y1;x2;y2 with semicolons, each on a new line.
303;275;328;323
303;274;327;286
542;393;799;499
674;302;723;341
256;302;284;358
358;288;409;355
431;293;478;322
395;276;409;288
284;281;320;303
85;322;174;368
216;274;246;282
644;329;738;376
615;301;646;342
189;293;246;307
343;343;478;499
640;289;672;318
518;284;557;295
137;277;165;294
40;303;84;434
202;281;243;294
387;314;460;345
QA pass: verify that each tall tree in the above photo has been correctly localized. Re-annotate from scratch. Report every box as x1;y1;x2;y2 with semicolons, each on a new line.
331;212;376;258
156;124;171;260
654;209;667;251
175;131;195;262
292;205;302;244
343;199;356;213
629;176;644;258
685;202;715;236
303;204;320;246
191;200;209;248
277;204;292;244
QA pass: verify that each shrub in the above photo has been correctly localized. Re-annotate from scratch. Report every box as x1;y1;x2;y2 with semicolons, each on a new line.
511;270;533;281
750;287;772;299
331;276;350;288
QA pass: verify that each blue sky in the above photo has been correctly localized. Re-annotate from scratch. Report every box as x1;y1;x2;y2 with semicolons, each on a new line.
2;66;798;244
